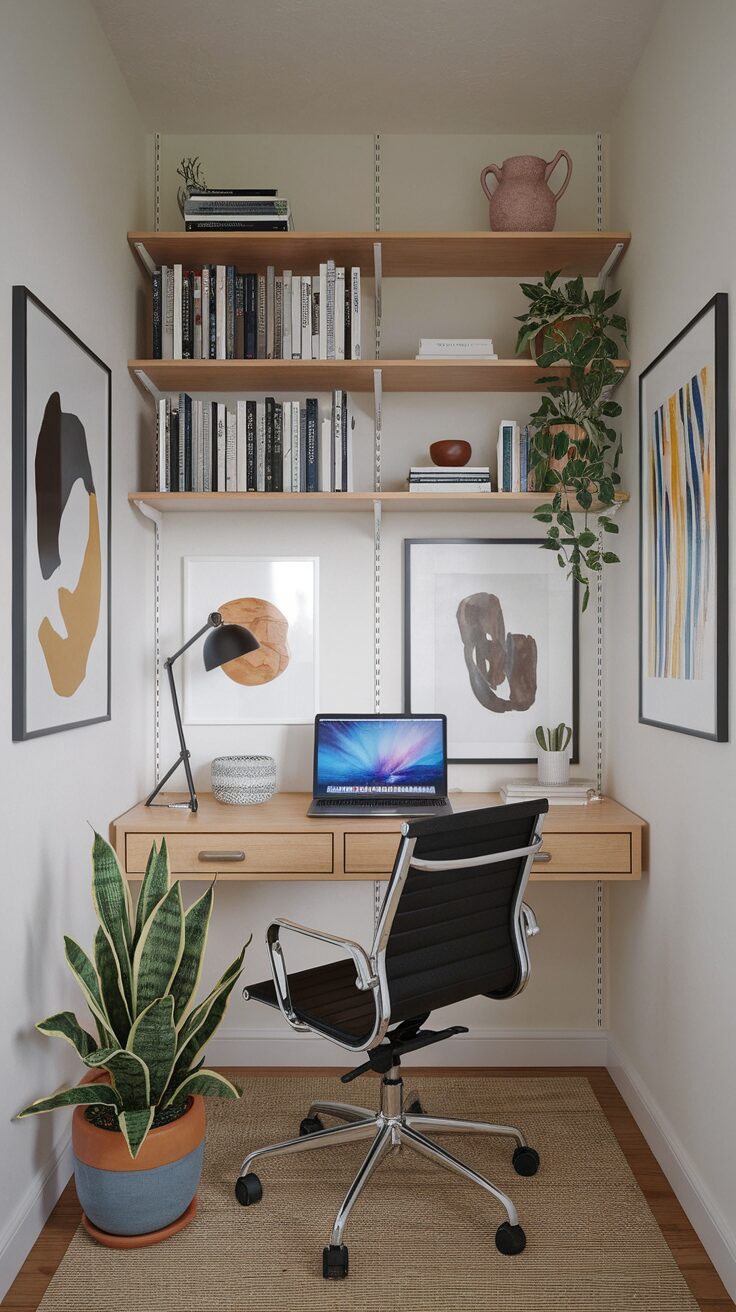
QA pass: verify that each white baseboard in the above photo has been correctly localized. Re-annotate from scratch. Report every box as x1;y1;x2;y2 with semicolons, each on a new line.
208;1026;608;1068
0;1131;73;1302
607;1039;736;1302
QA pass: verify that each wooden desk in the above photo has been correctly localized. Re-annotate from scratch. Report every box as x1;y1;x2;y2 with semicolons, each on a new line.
111;792;646;883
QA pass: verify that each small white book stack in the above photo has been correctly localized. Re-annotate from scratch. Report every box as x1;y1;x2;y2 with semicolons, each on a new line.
415;337;497;359
500;779;596;806
407;465;492;493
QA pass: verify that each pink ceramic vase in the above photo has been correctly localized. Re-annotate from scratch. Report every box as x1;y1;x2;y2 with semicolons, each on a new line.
480;152;573;231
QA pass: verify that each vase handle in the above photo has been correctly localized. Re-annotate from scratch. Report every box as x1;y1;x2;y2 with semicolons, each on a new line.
544;150;573;202
480;163;502;202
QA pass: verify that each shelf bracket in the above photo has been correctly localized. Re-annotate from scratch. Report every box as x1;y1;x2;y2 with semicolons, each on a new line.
373;240;383;343
133;240;157;277
133;367;162;404
133;498;163;529
373;367;383;493
597;241;625;288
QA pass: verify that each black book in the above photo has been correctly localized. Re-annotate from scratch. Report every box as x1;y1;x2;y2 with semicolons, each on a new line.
341;391;348;493
234;274;245;359
152;269;162;358
273;402;283;492
170;405;179;492
182;271;193;359
244;274;257;359
226;265;236;360
208;266;217;360
265;395;275;491
183;393;192;491
245;400;256;491
185;219;290;232
305;398;319;492
211;401;219;491
187;188;277;197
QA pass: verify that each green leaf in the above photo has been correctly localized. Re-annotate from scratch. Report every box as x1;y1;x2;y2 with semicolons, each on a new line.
16;1083;121;1119
94;927;131;1044
64;936;110;1033
84;1047;150;1109
535;726;548;751
118;1107;155;1159
169;884;214;1024
578;530;597;548
133;840;171;947
128;997;177;1105
165;1069;241;1108
553;432;569;460
91;833;133;1008
602;552;621;564
167;949;245;1095
36;1012;97;1059
132;882;185;1013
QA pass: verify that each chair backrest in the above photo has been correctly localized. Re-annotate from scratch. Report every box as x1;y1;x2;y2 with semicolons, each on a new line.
371;800;547;1027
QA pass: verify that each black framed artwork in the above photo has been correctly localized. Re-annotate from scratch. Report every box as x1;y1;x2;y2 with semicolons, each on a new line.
12;287;112;740
639;293;728;740
404;539;579;764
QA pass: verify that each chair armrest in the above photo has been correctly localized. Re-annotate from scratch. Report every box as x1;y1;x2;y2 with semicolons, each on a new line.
521;903;540;937
265;919;378;1034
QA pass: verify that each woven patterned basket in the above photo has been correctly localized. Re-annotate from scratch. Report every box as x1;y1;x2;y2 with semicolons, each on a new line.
210;755;277;805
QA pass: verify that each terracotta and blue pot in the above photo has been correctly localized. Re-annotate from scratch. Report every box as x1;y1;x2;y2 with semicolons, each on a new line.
72;1094;205;1249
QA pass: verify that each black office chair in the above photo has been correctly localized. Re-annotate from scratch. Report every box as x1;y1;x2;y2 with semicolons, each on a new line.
235;799;547;1279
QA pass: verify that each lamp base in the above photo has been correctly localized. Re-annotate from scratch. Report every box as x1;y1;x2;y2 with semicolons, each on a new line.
146;751;198;812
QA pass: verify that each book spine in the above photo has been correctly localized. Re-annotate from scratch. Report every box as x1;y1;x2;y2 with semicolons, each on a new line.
202;403;211;492
520;425;528;493
226;265;235;359
265;266;275;359
265;395;275;491
217;402;226;491
215;266;226;359
173;264;183;359
192;273;202;360
191;398;199;492
350;268;361;359
186;187;278;198
311;275;320;360
273;276;283;359
291;273;301;359
257;273;266;358
341;389;349;492
226;407;236;490
182;271;193;360
334;267;345;360
319;263;327;358
200;265;210;358
300;406;307;491
245;274;256;358
282;271;292;361
163;266;174;359
345;394;354;491
344;269;351;361
208;266;216;360
326;260;336;359
185;199;289;215
332;389;342;492
256;401;266;491
301;276;312;361
236;399;247;492
157;396;166;490
185;219;290;231
210;402;218;490
170;402;179;491
234;273;245;359
306;398;319;491
245;400;256;491
273;401;283;492
320;417;331;492
291;402;300;492
183;393;192;490
152;270;162;358
282;401;292;492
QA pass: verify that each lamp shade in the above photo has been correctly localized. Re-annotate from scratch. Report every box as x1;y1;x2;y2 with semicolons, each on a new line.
203;621;259;671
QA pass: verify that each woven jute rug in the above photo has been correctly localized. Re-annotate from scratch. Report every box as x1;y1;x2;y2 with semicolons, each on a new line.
39;1073;698;1311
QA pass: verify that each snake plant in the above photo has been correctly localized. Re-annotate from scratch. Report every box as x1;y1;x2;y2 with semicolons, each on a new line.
17;833;248;1158
535;723;573;753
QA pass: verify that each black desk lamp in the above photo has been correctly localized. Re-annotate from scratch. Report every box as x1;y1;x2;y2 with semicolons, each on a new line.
146;611;260;813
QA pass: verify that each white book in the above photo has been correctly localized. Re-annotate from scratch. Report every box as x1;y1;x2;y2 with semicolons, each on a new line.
311;275;320;359
511;421;521;492
273;276;283;358
410;465;491;475
335;267;345;360
265;266;275;359
177;394;186;491
291;273;302;359
236;400;247;492
203;403;211;492
282;401;293;492
216;402;226;490
301;276;311;360
408;482;490;494
256;401;266;491
226;408;236;490
191;399;200;492
418;338;495;354
416;352;498;360
215;265;226;360
332;389;343;492
345;394;354;491
173;264;183;359
320;417;331;492
318;263;327;359
193;274;202;360
157;397;167;491
282;270;292;361
200;266;210;359
350;267;361;359
291;402;300;491
162;266;174;359
326;260;336;359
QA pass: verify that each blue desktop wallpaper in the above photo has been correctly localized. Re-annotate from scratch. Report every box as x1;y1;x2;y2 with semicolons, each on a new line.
316;718;445;794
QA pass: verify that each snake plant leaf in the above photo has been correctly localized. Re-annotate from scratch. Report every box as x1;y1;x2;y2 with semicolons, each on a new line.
83;1047;150;1110
169;884;214;1024
168;948;245;1092
91;833;133;1008
132;882;185;1013
128;997;177;1105
36;1012;97;1059
133;840;171;948
94;927;131;1044
118;1106;155;1159
16;1083;122;1119
165;1069;241;1108
64;935;110;1033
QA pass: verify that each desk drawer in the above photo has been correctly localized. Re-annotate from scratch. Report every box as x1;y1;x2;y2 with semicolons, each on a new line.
343;830;631;877
125;832;333;876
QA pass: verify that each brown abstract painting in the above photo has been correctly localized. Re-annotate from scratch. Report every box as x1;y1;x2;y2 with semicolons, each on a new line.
456;592;537;712
218;597;289;686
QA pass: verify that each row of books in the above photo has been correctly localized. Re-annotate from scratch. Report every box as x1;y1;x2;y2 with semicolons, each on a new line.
152;263;361;362
415;337;497;359
407;465;492;493
183;187;294;232
157;392;354;494
497;422;534;492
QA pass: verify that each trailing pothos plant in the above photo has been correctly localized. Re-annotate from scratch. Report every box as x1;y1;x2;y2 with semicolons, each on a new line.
518;272;629;610
17;833;249;1157
515;270;628;361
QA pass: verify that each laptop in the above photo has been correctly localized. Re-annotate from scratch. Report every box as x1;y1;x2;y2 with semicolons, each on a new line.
307;713;453;817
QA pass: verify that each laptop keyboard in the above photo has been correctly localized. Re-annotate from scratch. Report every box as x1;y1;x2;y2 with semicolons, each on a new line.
312;797;447;808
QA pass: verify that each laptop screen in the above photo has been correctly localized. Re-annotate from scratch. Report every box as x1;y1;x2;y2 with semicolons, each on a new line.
314;715;447;797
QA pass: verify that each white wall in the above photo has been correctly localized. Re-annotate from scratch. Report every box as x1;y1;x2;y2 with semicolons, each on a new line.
607;0;736;1295
153;131;606;1065
0;1;151;1297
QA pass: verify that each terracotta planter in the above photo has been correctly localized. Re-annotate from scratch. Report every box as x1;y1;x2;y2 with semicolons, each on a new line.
72;1093;205;1248
545;422;585;476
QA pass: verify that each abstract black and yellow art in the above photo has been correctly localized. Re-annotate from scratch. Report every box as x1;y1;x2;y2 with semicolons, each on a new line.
12;287;111;739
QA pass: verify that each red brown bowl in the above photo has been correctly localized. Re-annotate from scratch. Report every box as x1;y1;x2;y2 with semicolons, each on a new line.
429;440;472;467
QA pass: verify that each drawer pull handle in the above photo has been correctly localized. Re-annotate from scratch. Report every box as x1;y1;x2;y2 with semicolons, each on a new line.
198;850;246;863
533;851;552;863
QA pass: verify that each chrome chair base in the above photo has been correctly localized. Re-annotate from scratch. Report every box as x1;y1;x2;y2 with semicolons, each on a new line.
235;1068;537;1276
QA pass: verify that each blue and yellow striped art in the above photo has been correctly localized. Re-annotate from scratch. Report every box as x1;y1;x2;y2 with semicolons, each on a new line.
647;366;714;680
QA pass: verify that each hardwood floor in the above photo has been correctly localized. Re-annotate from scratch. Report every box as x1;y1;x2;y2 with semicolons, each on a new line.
2;1068;732;1311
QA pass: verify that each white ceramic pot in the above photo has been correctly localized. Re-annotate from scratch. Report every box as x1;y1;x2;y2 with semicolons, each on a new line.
537;750;570;786
211;755;277;805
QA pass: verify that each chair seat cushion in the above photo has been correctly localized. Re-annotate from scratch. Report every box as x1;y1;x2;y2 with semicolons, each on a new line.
245;958;377;1046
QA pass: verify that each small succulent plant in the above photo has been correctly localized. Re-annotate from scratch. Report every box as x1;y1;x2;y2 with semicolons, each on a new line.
535;723;572;753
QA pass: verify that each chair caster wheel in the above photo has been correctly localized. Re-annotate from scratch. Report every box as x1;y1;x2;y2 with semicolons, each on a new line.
495;1222;526;1255
235;1173;263;1206
322;1243;349;1279
512;1145;540;1176
405;1098;424;1115
300;1115;324;1136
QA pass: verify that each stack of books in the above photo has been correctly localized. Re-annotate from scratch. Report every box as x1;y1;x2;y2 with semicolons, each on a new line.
152;262;361;362
415;337;497;360
500;779;595;806
157;391;353;495
497;421;533;492
408;465;492;494
184;188;293;231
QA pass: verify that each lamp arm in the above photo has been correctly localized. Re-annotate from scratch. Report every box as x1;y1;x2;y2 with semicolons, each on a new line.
166;612;221;666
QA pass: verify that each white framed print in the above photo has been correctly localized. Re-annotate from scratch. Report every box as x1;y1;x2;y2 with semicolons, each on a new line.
404;538;579;763
183;556;318;724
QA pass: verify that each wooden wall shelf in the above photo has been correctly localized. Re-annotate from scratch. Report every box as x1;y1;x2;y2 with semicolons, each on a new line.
130;357;629;396
129;490;629;515
129;230;630;279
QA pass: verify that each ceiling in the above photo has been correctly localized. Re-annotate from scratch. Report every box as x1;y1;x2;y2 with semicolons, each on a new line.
92;0;663;135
